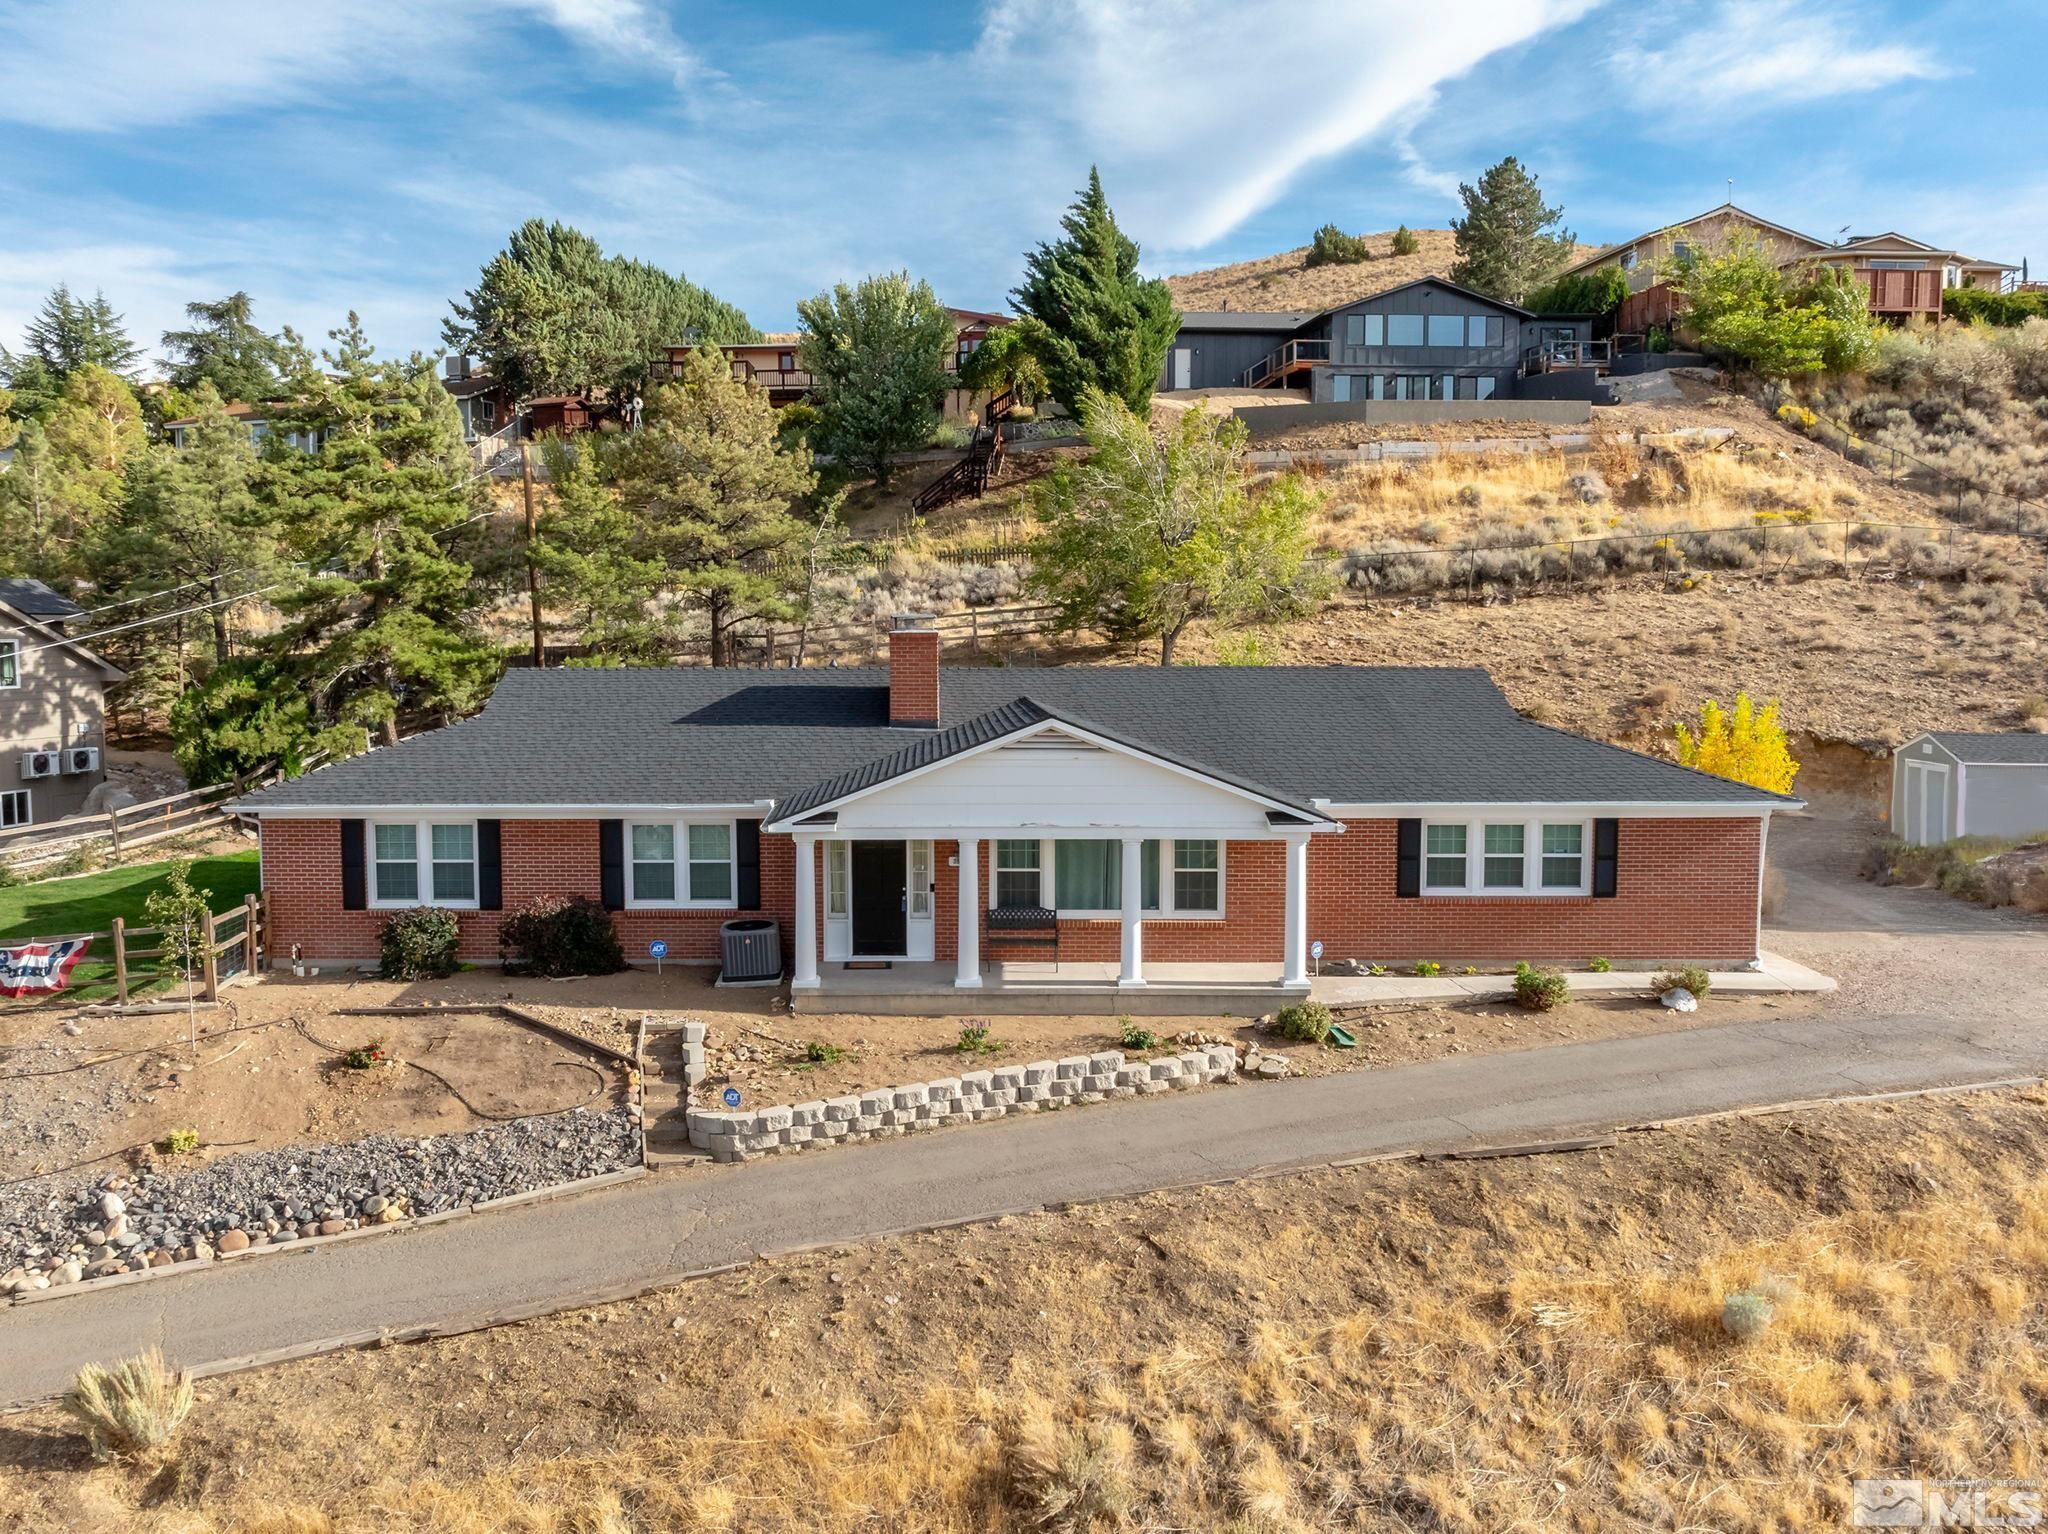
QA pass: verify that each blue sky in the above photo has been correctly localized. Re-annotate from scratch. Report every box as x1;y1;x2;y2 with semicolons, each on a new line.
2;0;2042;370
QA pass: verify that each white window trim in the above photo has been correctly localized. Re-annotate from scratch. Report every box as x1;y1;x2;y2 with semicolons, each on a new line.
0;638;19;690
1;787;30;828
367;817;480;910
988;837;1227;921
625;816;738;909
1420;816;1592;898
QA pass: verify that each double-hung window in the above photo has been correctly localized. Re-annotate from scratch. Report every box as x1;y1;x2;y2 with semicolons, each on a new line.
995;838;1223;917
0;640;18;689
370;820;478;908
626;818;735;906
1420;817;1590;895
994;839;1042;908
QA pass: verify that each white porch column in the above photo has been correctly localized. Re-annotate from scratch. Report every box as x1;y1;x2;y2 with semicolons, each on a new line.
954;836;982;988
792;835;820;989
1282;833;1311;988
1118;836;1146;987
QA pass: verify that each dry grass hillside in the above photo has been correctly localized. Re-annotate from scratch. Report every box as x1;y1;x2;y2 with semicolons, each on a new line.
1164;228;1599;313
7;1087;2047;1531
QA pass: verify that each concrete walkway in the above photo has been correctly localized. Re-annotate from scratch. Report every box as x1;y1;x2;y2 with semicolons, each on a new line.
4;990;2041;1408
1310;948;1834;1006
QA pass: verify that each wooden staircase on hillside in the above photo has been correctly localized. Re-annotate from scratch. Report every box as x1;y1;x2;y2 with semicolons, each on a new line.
913;389;1015;514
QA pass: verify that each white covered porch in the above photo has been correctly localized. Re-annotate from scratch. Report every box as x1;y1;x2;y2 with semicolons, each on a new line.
767;711;1338;1011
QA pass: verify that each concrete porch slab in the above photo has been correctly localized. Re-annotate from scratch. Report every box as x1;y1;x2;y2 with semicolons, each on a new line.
1310;950;1835;1007
794;959;1308;1017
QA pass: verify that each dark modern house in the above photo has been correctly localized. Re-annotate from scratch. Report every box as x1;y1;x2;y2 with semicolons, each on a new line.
1163;276;1598;405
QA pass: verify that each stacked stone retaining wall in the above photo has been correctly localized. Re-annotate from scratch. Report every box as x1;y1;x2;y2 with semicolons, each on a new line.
687;1045;1238;1163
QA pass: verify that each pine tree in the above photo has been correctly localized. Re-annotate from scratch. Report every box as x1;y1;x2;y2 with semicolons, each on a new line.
1449;157;1576;303
444;219;758;401
1;284;142;384
1011;169;1181;416
39;365;148;564
161;292;284;404
796;271;955;487
94;384;283;665
0;418;59;570
265;315;500;745
583;346;820;666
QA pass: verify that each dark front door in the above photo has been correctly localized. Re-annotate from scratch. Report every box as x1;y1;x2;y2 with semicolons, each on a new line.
850;840;907;957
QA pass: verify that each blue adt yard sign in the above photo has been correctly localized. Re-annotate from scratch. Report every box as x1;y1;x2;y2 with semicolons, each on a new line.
649;938;667;974
722;1086;742;1109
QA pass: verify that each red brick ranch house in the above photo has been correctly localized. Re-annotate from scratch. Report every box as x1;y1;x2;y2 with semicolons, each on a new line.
239;616;1796;1011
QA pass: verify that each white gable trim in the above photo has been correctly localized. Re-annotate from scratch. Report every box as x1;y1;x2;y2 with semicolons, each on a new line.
763;714;1340;833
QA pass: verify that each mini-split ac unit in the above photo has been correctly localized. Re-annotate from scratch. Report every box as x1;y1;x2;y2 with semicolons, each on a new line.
19;750;58;780
64;746;99;775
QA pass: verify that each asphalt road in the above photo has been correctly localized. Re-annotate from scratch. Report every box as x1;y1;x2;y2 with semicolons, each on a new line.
4;814;2043;1408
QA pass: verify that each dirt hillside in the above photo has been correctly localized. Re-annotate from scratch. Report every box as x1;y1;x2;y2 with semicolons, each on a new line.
1164;228;1600;313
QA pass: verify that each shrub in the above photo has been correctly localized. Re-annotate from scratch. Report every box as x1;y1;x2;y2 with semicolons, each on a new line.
1273;1000;1333;1043
1587;956;1613;973
498;895;627;977
1004;1399;1137;1533
1306;223;1373;267
1117;1018;1162;1051
158;1128;199;1155
1389;224;1419;256
801;1040;848;1066
379;907;461;980
1654;966;1712;1001
1413;960;1442;978
64;1349;194;1462
1512;962;1572;1011
956;1023;1002;1055
1720;1290;1775;1341
342;1041;388;1070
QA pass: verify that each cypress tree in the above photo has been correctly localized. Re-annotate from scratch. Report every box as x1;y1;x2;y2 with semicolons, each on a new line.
1011;169;1180;416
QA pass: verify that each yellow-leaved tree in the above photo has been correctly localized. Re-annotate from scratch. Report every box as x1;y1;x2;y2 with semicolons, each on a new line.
1674;693;1799;794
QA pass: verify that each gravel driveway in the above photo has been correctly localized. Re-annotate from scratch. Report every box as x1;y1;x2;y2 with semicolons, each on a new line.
1766;813;2048;1049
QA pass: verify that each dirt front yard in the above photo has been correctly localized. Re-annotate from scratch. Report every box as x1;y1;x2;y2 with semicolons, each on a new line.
6;1083;2045;1532
0;978;630;1184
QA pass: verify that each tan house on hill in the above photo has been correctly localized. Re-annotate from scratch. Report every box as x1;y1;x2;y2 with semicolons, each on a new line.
0;578;125;828
1558;202;2019;333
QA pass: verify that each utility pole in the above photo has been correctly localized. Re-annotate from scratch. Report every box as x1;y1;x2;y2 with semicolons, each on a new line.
521;440;543;667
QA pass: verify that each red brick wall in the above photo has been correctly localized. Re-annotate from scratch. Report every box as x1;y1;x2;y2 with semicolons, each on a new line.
887;627;939;725
1308;817;1761;963
261;819;794;965
263;816;1761;968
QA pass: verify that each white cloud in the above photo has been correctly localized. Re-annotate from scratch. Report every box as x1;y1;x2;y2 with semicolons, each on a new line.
977;0;1600;253
1610;0;1950;109
1393;122;1465;207
502;0;703;87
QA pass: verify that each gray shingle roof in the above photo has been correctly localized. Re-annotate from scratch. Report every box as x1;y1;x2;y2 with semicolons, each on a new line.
1175;311;1319;333
1925;732;2048;765
237;666;1793;816
0;577;82;621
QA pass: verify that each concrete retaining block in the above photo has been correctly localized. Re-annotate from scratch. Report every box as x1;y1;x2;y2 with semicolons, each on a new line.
684;1045;1237;1167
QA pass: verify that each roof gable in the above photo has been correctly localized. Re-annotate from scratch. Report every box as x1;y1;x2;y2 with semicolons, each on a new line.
1562;203;1828;276
1314;275;1534;322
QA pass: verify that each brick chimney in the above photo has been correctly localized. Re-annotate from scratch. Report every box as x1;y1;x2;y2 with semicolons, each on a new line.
888;613;940;727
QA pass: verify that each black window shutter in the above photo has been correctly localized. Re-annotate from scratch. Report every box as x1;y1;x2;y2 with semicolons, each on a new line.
1593;818;1619;898
599;819;625;910
1395;818;1422;898
477;819;502;910
340;819;366;910
735;818;762;909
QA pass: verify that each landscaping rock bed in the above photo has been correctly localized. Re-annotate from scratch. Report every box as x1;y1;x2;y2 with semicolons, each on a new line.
1;1105;640;1293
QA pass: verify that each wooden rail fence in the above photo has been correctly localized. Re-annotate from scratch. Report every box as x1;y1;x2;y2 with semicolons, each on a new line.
22;895;266;1008
0;761;305;870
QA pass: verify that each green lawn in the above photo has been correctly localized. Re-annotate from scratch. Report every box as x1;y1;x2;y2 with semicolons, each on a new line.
0;851;261;1003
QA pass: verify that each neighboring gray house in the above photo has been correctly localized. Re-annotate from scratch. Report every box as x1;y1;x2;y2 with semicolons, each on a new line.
1162;276;1597;404
0;579;125;827
1892;733;2048;847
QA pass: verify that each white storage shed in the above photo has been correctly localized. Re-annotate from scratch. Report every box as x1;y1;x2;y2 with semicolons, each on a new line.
1892;732;2048;846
